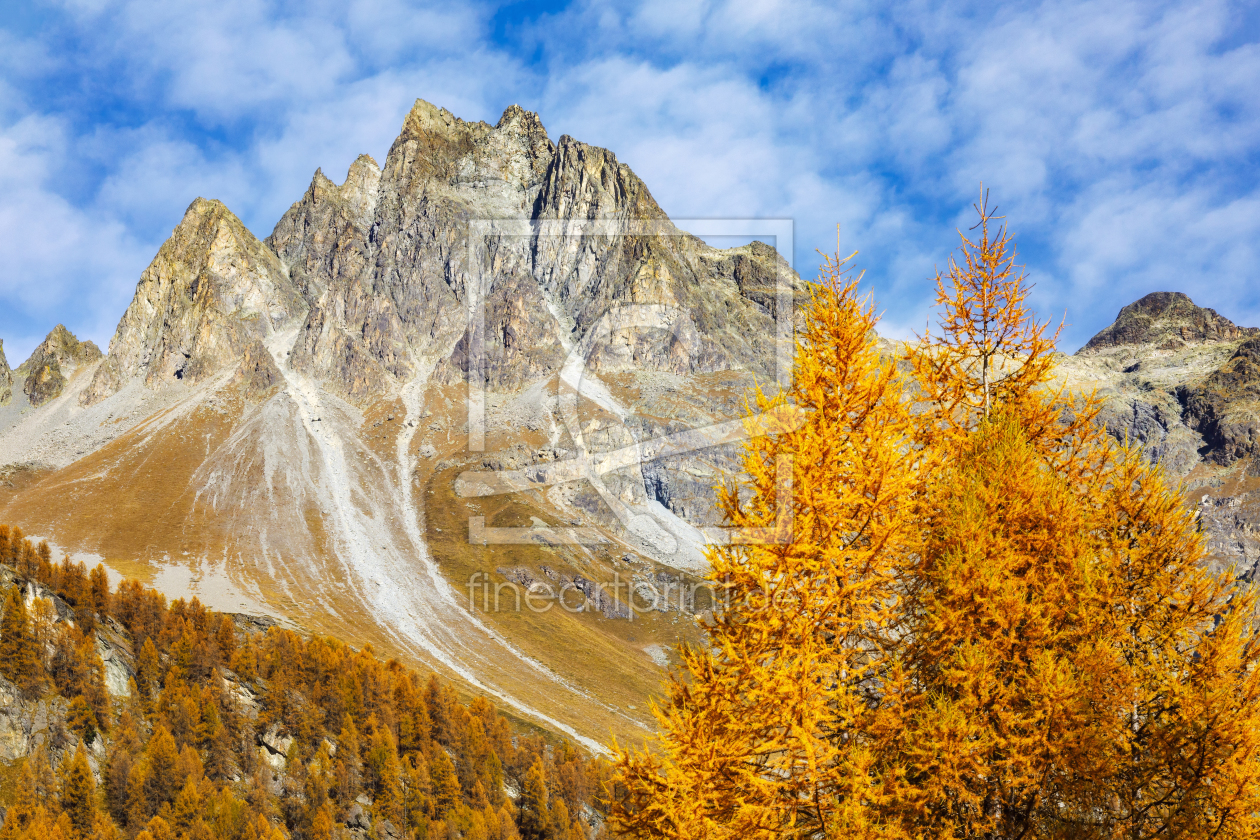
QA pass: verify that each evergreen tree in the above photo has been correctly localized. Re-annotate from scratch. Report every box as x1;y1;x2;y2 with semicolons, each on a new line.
30;743;60;804
125;760;151;829
517;757;552;840
171;777;201;835
0;761;40;839
135;637;160;707
88;564;111;616
143;726;179;814
310;804;335;840
335;714;363;803
66;696;98;745
103;713;141;825
60;742;97;839
403;752;432;833
214;615;237;667
367;724;404;822
0;585;43;693
430;746;462;821
138;815;173;840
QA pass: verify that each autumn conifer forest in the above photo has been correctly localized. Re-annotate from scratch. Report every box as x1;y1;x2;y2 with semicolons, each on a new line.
0;527;609;840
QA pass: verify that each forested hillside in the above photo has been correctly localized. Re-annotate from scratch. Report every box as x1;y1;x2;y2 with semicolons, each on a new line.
0;524;609;840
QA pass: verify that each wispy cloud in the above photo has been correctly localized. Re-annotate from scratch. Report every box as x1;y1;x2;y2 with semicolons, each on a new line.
0;0;1256;360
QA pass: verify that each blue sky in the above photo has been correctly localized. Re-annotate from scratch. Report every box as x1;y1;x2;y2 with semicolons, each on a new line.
1;0;1258;363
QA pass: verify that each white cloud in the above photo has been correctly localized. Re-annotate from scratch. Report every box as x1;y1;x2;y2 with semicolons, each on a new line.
0;0;1256;357
0;111;150;361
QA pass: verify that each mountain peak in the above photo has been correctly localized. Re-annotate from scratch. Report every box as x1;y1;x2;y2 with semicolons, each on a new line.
398;98;475;142
15;324;102;407
1078;291;1258;354
267;155;383;303
538;134;666;222
81;196;305;405
497;103;547;135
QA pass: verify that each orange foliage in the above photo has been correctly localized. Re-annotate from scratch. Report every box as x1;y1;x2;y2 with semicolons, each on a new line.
0;531;609;840
614;199;1260;840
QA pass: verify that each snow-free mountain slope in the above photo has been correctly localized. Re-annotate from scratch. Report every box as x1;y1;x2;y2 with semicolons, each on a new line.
0;100;804;747
0;341;12;406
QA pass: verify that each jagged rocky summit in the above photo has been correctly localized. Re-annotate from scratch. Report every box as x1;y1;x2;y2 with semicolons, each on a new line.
0;324;104;411
80;100;796;408
13;326;102;407
81;198;305;405
1080;291;1258;353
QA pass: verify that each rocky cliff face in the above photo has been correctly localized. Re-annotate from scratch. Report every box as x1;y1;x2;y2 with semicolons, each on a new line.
1180;337;1260;465
1058;291;1260;576
266;154;382;305
81;198;307;406
0;340;11;406
269;100;797;402
13;325;102;407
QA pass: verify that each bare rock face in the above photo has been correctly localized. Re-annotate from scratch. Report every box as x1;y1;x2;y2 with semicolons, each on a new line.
272;99;801;402
1179;338;1260;465
14;325;103;407
1060;291;1260;575
81;198;307;405
0;340;11;406
1080;291;1257;353
230;338;285;398
266;154;382;304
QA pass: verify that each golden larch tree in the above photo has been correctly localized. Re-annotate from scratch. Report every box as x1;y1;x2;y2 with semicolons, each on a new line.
614;197;1260;840
613;255;917;839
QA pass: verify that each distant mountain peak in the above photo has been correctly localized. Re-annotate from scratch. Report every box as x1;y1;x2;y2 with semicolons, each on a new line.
1079;291;1257;354
12;324;102;407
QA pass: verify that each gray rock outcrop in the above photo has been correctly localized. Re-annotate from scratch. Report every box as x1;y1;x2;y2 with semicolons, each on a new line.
81;198;307;405
1179;337;1260;465
1060;291;1260;575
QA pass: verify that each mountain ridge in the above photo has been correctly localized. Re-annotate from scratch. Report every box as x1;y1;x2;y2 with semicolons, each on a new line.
0;98;802;746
